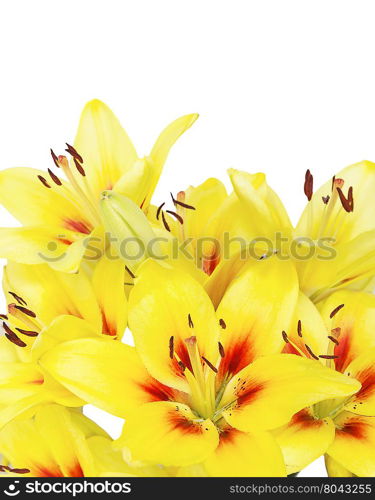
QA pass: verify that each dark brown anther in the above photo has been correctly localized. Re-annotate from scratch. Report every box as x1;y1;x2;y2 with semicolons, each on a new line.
319;354;339;360
47;168;62;186
201;356;218;373
219;318;226;329
38;175;51;188
3;322;27;348
328;335;339;345
282;330;289;343
8;291;27;306
73;158;86;176
161;211;171;232
14;305;36;318
65;143;83;163
188;313;194;328
170;192;196;210
169;335;174;359
336;187;352;213
305;344;319;360
0;314;8;320
16;328;39;337
304;169;313;201
50;148;60;168
330;304;344;318
331;176;336;191
218;341;225;358
297;320;302;337
0;464;30;474
178;361;186;372
156;202;165;220
322;195;330;205
166;210;184;225
125;266;136;279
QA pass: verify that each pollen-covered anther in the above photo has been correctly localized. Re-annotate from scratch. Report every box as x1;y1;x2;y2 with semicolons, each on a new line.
50;148;60;168
12;305;36;318
16;327;39;337
8;291;27;306
156;202;165;220
218;341;225;358
219;318;226;329
0;464;30;474
166;210;184;225
201;356;218;373
297;320;302;337
37;175;51;189
125;266;136;279
65;143;84;163
328;335;339;346
178;361;186;372
170;192;196;210
73;158;86;177
169;335;174;359
2;322;27;348
282;330;289;343
161;211;170;232
330;303;345;318
188;313;194;328
319;354;339;360
47;168;62;186
322;195;330;205
336;187;354;213
304;169;314;201
305;343;319;360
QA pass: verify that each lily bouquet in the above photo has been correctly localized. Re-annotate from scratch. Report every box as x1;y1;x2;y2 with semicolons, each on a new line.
0;100;374;477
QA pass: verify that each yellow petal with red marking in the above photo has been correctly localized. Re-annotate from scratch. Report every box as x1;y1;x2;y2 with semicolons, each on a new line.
274;408;335;474
128;260;220;393
40;337;181;418
220;354;360;431
215;256;298;381
327;411;375;477
115;401;218;467
343;348;375;416
204;427;286;477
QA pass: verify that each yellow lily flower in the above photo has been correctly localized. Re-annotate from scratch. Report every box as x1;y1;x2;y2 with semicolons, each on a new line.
0;404;136;477
39;259;359;476
0;255;127;427
274;289;375;476
204;161;375;306
0;99;198;272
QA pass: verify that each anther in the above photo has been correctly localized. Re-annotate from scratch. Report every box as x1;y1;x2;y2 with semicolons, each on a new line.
50;148;60;168
297;320;302;337
170;192;195;210
161;211;171;232
178;361;186;372
0;464;30;474
65;143;83;163
188;313;194;328
37;175;51;189
166;210;184;225
304;169;313;201
219;318;226;329
328;335;339;345
0;314;8;320
73;158;86;176
282;330;289;343
13;305;36;318
337;188;353;213
319;354;339;360
156;202;165;220
201;356;218;373
169;335;174;359
8;292;27;306
2;322;27;348
218;341;225;358
330;304;344;318
15;327;39;337
125;266;136;279
305;344;319;360
322;195;330;205
47;168;62;186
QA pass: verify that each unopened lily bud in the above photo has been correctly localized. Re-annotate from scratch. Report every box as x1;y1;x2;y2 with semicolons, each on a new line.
100;191;161;267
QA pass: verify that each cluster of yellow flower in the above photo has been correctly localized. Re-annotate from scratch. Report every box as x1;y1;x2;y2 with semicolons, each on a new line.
0;100;374;477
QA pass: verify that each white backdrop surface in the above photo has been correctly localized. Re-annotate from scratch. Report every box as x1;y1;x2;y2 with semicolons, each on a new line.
1;0;375;477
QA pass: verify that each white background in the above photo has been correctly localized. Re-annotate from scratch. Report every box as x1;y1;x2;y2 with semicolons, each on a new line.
1;0;375;477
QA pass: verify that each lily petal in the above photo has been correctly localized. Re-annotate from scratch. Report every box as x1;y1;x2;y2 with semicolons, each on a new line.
220;354;361;431
115;401;218;467
343;348;375;416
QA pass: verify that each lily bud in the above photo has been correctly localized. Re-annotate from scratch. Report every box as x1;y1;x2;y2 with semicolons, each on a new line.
100;191;161;267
